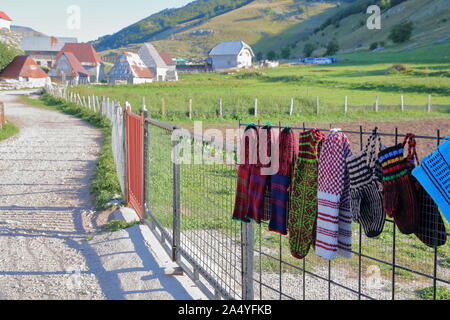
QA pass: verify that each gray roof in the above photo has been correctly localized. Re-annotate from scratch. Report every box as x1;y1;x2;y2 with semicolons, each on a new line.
21;36;78;52
138;43;167;68
209;41;254;56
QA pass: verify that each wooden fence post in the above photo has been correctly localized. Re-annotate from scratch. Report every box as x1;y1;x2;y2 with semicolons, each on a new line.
289;98;294;116
0;101;4;130
401;95;404;112
254;98;258;117
218;98;223;118
189;98;193;120
375;96;379;112
344;96;348;114
161;98;166;117
428;95;432;113
316;97;320;115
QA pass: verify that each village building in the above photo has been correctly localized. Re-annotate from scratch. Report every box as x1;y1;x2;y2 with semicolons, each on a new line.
0;55;50;88
21;36;78;69
48;52;89;85
56;43;105;83
107;52;153;85
138;43;178;81
209;41;254;71
0;11;12;30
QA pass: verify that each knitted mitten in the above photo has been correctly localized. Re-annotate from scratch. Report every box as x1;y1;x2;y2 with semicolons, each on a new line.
315;130;353;260
379;140;420;235
347;130;386;238
269;128;298;235
232;125;258;222
289;129;325;259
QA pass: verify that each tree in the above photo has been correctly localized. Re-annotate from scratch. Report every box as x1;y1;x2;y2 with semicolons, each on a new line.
389;21;413;43
303;43;316;57
281;47;291;59
369;42;378;51
267;50;278;61
256;52;263;61
325;40;339;56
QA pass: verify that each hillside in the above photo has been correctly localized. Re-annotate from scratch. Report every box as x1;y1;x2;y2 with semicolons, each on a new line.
94;0;450;62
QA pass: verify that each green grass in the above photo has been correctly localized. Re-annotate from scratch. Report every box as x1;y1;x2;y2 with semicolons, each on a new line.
102;220;143;233
22;94;122;210
70;62;450;124
0;121;19;142
416;286;450;300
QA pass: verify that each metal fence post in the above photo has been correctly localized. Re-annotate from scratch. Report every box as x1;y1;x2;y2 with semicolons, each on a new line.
172;138;181;263
241;221;255;300
123;104;129;205
143;108;150;218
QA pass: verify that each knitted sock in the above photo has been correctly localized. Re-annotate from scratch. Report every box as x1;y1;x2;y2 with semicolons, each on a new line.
380;144;420;235
269;128;297;235
289;129;325;259
232;165;251;223
315;131;353;260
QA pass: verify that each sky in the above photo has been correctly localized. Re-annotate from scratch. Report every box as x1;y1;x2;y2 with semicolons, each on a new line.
2;0;192;42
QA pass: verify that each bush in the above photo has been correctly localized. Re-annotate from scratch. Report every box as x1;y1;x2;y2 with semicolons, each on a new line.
369;42;378;51
386;64;412;74
267;50;278;61
325;40;340;56
389;20;414;43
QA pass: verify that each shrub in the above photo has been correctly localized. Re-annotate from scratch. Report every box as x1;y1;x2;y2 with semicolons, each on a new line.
389;20;414;43
369;42;379;51
325;40;340;56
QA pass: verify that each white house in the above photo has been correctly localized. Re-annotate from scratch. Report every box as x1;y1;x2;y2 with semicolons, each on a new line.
107;52;153;85
138;43;178;81
49;52;90;86
0;11;12;30
0;55;50;88
209;41;254;71
56;43;105;82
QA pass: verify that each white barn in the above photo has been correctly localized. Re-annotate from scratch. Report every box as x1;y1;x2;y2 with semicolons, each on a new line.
0;11;12;30
209;41;254;71
107;52;153;85
138;43;178;81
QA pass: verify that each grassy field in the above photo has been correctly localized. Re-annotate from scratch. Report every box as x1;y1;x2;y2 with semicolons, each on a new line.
0;121;19;142
70;61;450;124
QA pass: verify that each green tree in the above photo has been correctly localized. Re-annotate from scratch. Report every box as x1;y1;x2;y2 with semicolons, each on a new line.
281;47;291;59
369;42;378;51
325;40;339;56
303;43;316;57
256;52;263;61
267;50;278;61
0;42;20;71
389;21;414;43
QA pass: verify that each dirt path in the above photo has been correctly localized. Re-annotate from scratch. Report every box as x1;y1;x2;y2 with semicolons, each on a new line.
0;91;204;300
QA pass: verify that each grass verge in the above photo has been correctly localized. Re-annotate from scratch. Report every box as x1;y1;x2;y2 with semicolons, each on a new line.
102;220;143;233
0;120;19;142
21;94;122;210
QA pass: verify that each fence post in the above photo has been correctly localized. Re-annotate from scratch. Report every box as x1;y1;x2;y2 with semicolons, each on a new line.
218;98;223;118
0;101;4;130
254;98;258;117
428;95;432;113
401;95;404;112
172;134;181;263
289;98;294;116
344;96;348;114
161;98;166;117
189;98;193;120
241;222;255;300
316;96;320;115
375;96;379;112
143;106;149;220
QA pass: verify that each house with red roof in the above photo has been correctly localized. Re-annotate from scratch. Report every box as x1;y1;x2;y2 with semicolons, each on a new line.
49;52;89;85
56;43;105;82
107;52;153;85
0;11;12;30
0;55;50;87
138;43;178;82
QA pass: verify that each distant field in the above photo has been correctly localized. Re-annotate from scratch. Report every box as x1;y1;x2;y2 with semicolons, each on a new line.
69;60;450;124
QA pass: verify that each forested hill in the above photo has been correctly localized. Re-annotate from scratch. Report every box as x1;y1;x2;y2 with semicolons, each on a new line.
92;0;255;51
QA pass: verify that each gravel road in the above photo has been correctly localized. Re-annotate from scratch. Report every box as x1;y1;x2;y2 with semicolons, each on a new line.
0;91;204;300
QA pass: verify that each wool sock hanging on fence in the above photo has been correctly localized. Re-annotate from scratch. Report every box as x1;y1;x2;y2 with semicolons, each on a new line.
379;134;420;235
232;125;259;223
269;128;298;235
289;129;325;259
403;134;447;247
247;125;273;224
347;129;386;238
315;130;353;260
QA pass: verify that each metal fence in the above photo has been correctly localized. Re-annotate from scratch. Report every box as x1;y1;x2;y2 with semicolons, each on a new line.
46;86;449;301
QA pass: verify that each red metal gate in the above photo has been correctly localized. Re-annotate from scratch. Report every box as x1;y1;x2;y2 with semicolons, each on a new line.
126;106;145;220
